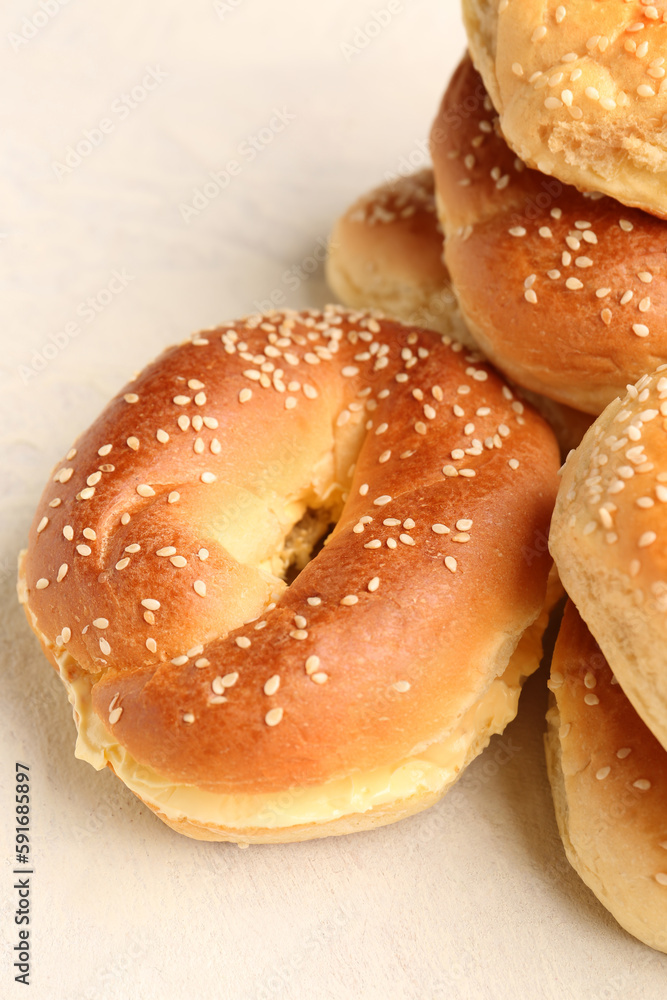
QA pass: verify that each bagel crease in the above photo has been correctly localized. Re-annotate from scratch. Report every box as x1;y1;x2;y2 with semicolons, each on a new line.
550;364;667;756
545;601;667;954
19;307;560;843
325;170;475;346
462;0;667;219
431;55;667;415
327;168;593;456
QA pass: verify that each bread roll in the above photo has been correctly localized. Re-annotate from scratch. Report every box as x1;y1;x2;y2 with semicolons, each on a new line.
19;306;560;842
463;0;667;218
545;601;667;954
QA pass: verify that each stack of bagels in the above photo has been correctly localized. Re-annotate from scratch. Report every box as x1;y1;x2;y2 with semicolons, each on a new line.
327;1;667;955
16;0;667;960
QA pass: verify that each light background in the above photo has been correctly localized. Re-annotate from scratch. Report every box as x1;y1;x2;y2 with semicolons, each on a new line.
1;1;666;998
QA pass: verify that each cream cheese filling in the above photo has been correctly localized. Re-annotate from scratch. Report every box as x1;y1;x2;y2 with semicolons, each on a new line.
55;613;542;831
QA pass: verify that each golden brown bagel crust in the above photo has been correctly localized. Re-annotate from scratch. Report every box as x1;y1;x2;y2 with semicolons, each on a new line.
545;601;667;954
431;55;667;415
463;0;667;219
328;168;593;454
550;365;667;754
21;307;559;797
326;170;474;345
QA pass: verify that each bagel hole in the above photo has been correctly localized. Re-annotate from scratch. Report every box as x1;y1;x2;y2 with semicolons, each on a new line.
280;507;337;585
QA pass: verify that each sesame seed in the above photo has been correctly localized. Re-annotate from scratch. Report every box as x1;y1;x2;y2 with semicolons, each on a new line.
123;393;139;404
432;523;449;534
157;546;176;557
617;747;632;759
307;597;322;606
444;556;457;573
182;713;195;724
109;706;123;724
79;487;95;500
37;516;48;533
56;563;68;582
595;767;611;780
99;638;111;655
359;484;369;496
136;485;155;498
146;638;157;653
193;580;207;597
584;693;599;705
201;472;216;484
399;533;415;546
305;656;320;675
263;675;281;696
168;491;180;504
341;595;358;606
633;324;650;338
311;672;328;685
265;707;284;727
639;531;657;547
566;277;584;290
373;495;392;506
115;558;130;571
633;779;651;791
76;544;92;556
368;576;380;592
35;578;49;590
170;555;187;568
93;617;109;629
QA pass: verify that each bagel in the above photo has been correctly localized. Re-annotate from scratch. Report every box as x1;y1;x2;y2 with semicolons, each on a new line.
325;170;474;345
18;306;560;843
550;364;667;755
431;55;667;416
462;0;667;219
545;601;667;954
327;168;593;455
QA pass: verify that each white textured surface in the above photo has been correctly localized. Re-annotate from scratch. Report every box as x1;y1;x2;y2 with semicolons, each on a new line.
1;2;666;997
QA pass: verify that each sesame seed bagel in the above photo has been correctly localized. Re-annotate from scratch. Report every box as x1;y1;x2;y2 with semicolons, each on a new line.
431;55;667;415
19;307;560;842
325;170;475;346
327;167;593;455
462;0;667;218
550;364;667;754
545;601;667;954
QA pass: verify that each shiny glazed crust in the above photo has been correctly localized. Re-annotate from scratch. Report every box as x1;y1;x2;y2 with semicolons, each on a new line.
431;55;667;415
